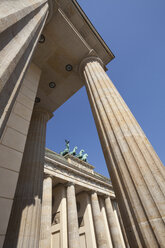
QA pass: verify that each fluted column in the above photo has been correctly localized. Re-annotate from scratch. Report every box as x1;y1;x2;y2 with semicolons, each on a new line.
66;182;80;248
0;0;50;137
91;192;108;248
105;197;123;248
39;174;52;248
80;57;165;248
4;107;51;248
99;197;113;248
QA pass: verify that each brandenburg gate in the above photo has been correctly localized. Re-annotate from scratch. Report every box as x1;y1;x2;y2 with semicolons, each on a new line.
0;0;164;247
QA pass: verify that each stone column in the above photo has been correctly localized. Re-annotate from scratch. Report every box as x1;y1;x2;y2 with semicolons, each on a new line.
85;193;97;248
39;174;53;248
113;202;130;248
66;182;80;248
99;197;113;248
91;192;107;248
60;185;68;248
0;0;49;137
105;197;123;248
4;107;51;248
80;57;165;248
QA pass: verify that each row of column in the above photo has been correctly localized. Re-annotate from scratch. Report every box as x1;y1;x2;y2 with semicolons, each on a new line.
40;177;124;248
91;191;123;248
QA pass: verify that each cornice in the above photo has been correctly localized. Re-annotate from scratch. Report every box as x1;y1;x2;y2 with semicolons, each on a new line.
45;148;112;185
44;155;112;191
55;0;115;65
71;0;115;64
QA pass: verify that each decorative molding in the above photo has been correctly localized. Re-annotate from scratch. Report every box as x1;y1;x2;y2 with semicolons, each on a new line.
46;149;111;184
44;148;115;198
45;152;112;187
44;160;113;196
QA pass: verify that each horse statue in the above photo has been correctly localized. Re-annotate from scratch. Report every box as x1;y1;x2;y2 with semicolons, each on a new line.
82;153;88;162
77;149;85;159
60;140;70;156
70;146;78;156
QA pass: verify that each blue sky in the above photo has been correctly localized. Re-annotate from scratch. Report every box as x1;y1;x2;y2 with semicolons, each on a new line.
46;0;165;177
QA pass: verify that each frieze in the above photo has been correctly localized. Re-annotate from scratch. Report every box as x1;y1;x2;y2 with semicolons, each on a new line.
45;159;110;189
44;160;113;195
45;151;111;186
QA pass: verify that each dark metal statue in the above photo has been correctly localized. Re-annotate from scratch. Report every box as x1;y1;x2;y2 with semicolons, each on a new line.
70;146;78;156
60;140;70;156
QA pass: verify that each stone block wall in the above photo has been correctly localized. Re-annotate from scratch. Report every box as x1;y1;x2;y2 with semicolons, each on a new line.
0;63;41;247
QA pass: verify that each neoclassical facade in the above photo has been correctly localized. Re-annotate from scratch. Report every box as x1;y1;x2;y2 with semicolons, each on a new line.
40;149;126;248
0;0;165;248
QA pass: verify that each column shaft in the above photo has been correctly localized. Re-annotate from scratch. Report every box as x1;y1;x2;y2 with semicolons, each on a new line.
82;58;165;248
4;107;50;248
60;185;68;248
39;175;52;248
85;193;97;248
105;197;123;248
91;192;107;248
67;183;80;248
99;197;113;248
0;0;49;137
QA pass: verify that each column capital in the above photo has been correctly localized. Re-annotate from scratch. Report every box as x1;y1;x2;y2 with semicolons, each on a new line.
65;181;75;187
79;56;104;78
44;173;53;180
90;190;98;195
102;194;110;200
33;106;53;121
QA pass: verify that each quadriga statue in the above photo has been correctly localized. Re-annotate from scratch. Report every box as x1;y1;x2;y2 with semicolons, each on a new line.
82;153;88;162
60;140;70;156
70;146;78;156
77;149;85;159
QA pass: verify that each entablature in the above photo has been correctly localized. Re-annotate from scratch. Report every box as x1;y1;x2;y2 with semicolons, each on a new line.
44;148;115;197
